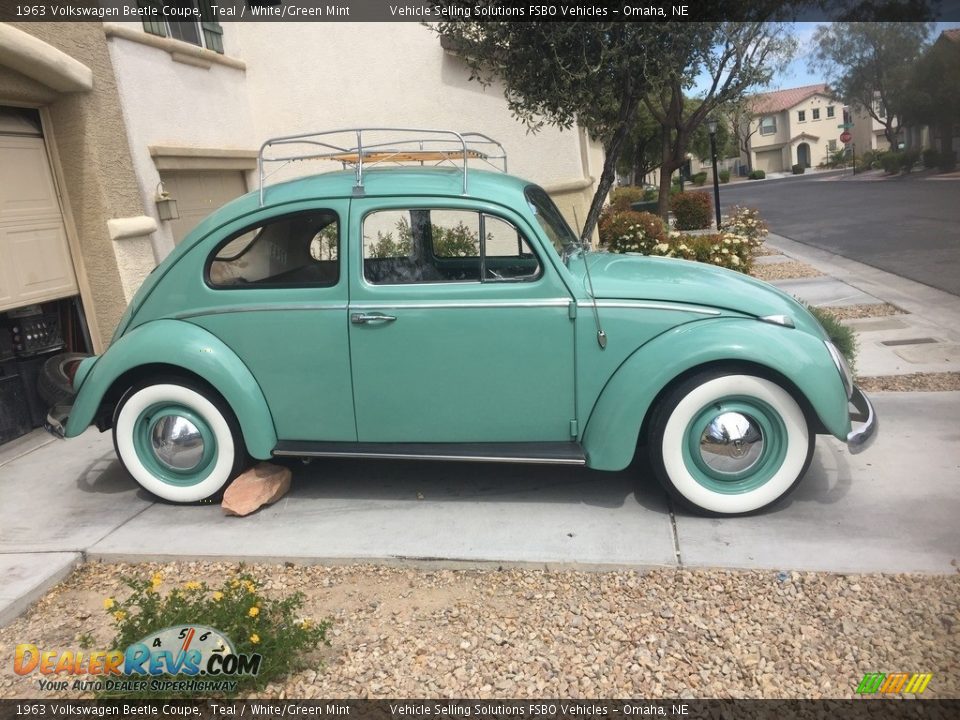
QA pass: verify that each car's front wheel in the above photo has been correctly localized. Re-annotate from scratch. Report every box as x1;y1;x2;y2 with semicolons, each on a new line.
648;371;815;516
112;379;246;502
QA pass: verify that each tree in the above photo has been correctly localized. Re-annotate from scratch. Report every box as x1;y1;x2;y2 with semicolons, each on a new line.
615;103;663;186
727;99;761;173
644;22;796;217
809;22;934;148
431;20;714;243
903;31;960;169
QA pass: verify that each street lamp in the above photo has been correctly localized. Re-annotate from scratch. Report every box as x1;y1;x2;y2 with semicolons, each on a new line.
707;117;722;230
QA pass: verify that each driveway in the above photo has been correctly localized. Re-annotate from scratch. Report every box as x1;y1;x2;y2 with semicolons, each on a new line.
716;170;960;297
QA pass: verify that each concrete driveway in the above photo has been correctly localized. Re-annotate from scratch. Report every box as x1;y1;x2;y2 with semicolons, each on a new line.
2;390;958;625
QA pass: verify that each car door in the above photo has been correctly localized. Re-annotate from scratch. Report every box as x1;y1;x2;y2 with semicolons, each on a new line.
347;197;575;443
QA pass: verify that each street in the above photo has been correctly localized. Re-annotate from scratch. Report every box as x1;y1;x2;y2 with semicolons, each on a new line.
716;170;960;297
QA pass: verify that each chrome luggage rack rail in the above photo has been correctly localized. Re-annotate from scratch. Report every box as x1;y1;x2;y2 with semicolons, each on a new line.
257;127;507;205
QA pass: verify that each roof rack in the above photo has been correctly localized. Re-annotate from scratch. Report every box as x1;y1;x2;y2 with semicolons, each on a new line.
257;128;508;205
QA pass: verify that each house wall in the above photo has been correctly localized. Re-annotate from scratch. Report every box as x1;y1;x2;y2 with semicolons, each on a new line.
0;22;146;349
747;93;845;171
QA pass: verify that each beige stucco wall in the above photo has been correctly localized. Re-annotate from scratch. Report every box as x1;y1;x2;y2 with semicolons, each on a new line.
749;94;845;170
1;23;147;350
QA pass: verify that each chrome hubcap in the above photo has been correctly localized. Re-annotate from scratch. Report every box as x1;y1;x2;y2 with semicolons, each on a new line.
150;415;205;471
699;411;765;475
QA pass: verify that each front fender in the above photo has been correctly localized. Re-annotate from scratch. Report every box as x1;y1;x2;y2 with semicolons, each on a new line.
581;318;850;471
64;320;277;459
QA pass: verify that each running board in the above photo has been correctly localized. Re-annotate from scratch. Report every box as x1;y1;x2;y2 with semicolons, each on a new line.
272;441;586;465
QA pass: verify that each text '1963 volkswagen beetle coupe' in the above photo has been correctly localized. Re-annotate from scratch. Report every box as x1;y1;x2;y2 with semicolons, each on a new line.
45;129;876;516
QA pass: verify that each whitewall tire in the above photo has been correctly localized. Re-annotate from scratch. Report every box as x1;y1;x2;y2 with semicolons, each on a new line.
113;381;246;503
648;371;815;516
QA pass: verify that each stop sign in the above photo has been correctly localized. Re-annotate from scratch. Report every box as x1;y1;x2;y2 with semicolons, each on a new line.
840;131;852;143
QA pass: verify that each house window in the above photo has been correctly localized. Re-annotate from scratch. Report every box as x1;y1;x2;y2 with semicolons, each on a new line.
828;139;837;152
798;110;806;122
139;1;224;54
760;116;777;135
812;108;820;120
827;106;835;118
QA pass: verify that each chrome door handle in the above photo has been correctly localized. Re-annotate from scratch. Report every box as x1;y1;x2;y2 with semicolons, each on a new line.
351;312;397;325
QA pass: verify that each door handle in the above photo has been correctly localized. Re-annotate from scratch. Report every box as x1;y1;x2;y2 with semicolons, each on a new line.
351;312;397;325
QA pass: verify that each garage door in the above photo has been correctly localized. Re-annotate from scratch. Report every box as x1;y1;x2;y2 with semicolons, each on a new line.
0;129;79;313
754;149;784;174
159;170;247;245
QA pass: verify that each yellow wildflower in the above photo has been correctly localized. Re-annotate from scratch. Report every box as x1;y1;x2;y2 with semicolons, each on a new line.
184;581;201;590
248;606;260;618
151;573;163;587
103;598;115;610
249;634;260;644
212;591;224;602
231;579;240;589
243;580;255;592
300;619;314;630
113;610;127;621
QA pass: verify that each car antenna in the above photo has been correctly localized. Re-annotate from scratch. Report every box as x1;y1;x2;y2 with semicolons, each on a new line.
573;207;607;350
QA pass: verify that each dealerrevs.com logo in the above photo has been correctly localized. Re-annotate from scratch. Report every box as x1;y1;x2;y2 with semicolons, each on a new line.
855;672;933;695
14;625;261;693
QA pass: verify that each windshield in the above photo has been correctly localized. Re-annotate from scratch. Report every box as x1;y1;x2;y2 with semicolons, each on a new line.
524;185;581;262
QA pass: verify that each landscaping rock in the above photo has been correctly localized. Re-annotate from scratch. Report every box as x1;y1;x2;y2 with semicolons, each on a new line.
222;462;291;516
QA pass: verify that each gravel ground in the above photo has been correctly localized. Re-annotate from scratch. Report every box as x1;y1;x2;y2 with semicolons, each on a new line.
750;261;824;282
820;303;905;320
2;562;957;699
857;371;960;392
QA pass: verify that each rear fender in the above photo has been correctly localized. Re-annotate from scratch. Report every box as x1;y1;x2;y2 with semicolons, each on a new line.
581;318;850;471
64;320;277;459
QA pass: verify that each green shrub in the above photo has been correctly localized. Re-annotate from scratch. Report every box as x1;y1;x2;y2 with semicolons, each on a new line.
598;210;667;253
608;186;648;212
901;149;920;173
748;169;766;180
880;152;902;174
642;186;658;201
719;169;730;184
721;206;768;250
791;163;805;175
670;192;713;230
691;171;708;186
922;148;940;168
100;570;331;698
805;304;858;372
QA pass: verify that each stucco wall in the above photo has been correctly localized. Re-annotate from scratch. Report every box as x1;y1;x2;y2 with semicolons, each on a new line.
1;22;146;350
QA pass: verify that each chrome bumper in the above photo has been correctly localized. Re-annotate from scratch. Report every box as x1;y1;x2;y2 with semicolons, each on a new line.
44;405;71;440
846;385;877;454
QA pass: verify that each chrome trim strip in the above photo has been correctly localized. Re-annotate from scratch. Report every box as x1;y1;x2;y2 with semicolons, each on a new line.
846;385;878;454
272;449;586;465
577;301;721;315
175;304;348;320
759;314;795;328
349;299;570;310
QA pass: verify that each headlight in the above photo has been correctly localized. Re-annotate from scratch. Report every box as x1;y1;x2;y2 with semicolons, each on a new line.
825;341;854;400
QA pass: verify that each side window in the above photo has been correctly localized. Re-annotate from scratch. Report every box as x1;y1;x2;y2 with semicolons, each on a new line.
208;210;339;288
362;209;540;285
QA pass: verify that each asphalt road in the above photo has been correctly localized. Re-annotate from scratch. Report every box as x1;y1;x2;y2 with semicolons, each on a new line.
714;170;960;297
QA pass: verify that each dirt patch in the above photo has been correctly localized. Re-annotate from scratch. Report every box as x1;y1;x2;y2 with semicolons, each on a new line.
750;261;824;282
818;303;905;321
1;562;958;699
857;372;960;392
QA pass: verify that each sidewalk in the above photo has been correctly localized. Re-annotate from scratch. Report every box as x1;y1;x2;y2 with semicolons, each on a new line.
1;242;959;627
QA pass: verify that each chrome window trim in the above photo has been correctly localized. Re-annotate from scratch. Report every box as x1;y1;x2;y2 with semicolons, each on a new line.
577;300;721;316
272;448;585;465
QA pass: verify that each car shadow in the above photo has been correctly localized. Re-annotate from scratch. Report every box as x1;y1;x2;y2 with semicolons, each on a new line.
273;454;671;512
74;452;139;495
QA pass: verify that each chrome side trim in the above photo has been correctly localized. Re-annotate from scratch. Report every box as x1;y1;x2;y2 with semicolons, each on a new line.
349;299;570;310
759;314;795;328
175;304;348;320
272;449;586;465
577;300;721;315
846;385;878;454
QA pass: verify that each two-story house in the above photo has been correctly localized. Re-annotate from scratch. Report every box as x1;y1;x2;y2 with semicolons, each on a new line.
744;83;845;173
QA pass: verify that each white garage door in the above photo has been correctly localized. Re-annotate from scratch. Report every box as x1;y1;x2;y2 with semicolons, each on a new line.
754;149;784;174
0;131;79;313
159;170;248;246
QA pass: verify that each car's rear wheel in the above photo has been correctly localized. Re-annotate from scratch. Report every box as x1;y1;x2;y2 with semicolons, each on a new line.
647;371;815;516
112;379;246;502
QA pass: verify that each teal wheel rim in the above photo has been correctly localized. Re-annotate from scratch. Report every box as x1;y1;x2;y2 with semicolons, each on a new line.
682;396;788;494
132;404;217;487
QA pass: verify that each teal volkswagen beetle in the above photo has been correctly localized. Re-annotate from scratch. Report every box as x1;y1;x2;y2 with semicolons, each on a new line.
46;129;875;515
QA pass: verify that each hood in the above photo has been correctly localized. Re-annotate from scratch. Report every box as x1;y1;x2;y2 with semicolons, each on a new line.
574;252;826;337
